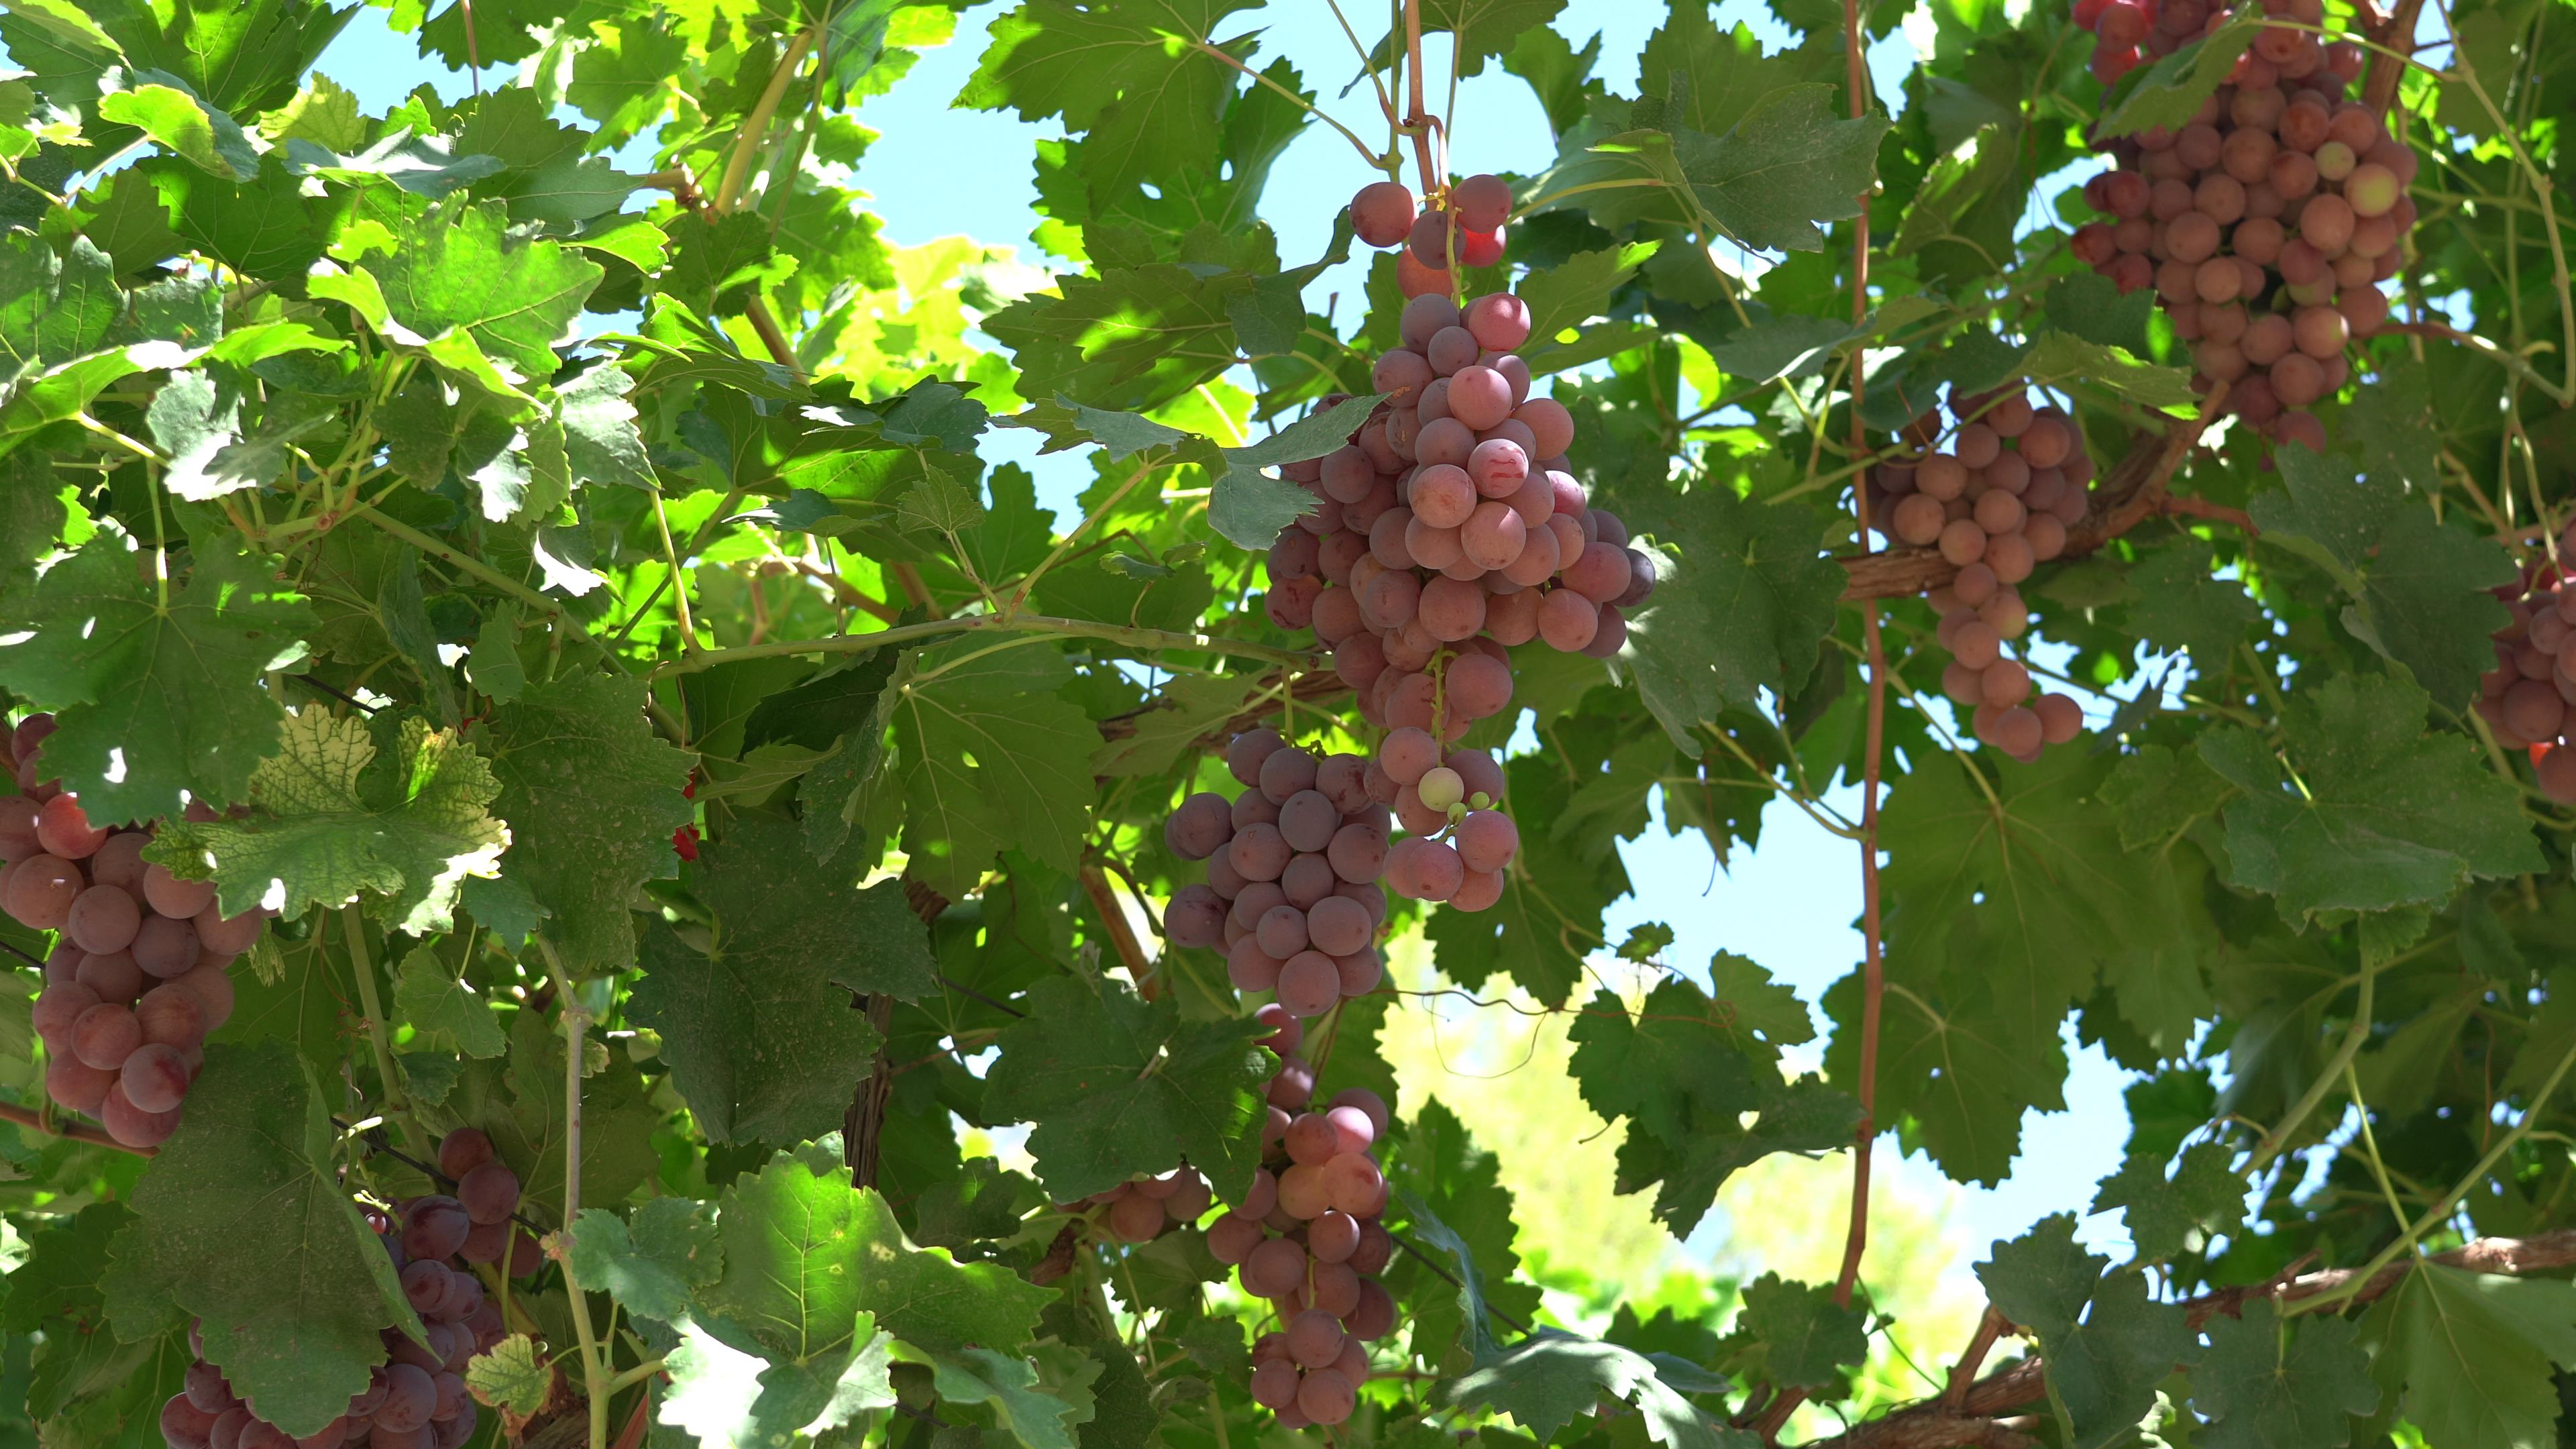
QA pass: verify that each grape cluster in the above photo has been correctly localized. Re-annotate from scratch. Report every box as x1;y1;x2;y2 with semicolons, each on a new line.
2477;557;2576;805
160;1131;533;1449
1163;729;1391;1017
1868;390;2092;759
1348;173;1513;302
5;716;264;1148
2070;0;2409;451
1205;1008;1396;1430
1059;1164;1214;1244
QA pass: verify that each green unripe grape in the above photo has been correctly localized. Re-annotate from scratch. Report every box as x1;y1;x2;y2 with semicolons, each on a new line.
2313;140;2356;181
1417;766;1465;811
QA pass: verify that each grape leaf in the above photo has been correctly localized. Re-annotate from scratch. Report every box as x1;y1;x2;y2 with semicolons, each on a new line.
1566;969;1854;1227
2125;535;2260;679
929;1346;1095;1449
981;974;1273;1201
0;534;312;822
2192;1298;2377;1449
479;669;696;973
1735;1274;1866;1391
955;0;1263;199
694;1165;906;1446
2099;743;2235;852
145;710;509;929
2359;1265;2576;1449
1613;484;1841;750
2090;1140;2245;1260
464;1334;551;1416
628;812;927;1144
309;197;600;382
102;1042;423;1438
1092;674;1254;778
982;264;1250;415
570;1199;721;1327
449;1008;663;1223
1824;962;2068;1187
696;1148;1053;1362
2097;10;2261;139
1386;1102;1545;1360
1446;1330;1744;1449
891;640;1097;899
1705;952;1816;1063
1362;0;1568;79
1976;1214;2196;1449
1519;243;1662;346
98;67;256;180
2197;673;2540;920
2253;444;2515;710
1671;86;1890;253
390;943;507;1058
2017;330;2197;410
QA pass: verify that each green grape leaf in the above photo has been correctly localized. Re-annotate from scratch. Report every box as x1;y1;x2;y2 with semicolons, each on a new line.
982;264;1250;415
554;361;657;490
448;1010;662;1224
1387;1103;1545;1359
1671;86;1890;252
2253;444;2515;709
981;974;1273;1201
98;68;257;180
1735;1274;1866;1391
955;0;1263;199
659;1311;899;1449
2099;743;2235;852
1092;674;1254;779
629;812;926;1144
480;670;696;973
1705;952;1816;1063
2098;10;2261;139
464;1334;552;1416
2;1201;134;1338
2090;1140;2245;1260
2359;1265;2576;1449
892;641;1097;899
1824;961;2068;1187
145;710;509;929
570;1199;722;1326
2126;536;2260;678
1519;243;1661;347
390;943;507;1057
101;1042;422;1438
1976;1215;2197;1449
2017;330;2197;410
0;535;311;820
2198;673;2540;920
1446;1331;1743;1449
696;1148;1053;1362
1614;484;1841;750
310;197;600;382
2192;1298;2377;1449
930;1346;1097;1449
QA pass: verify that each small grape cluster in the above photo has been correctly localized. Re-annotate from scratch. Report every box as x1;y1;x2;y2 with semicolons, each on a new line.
1205;1008;1396;1430
1059;1164;1214;1244
160;1131;534;1449
1869;389;2092;759
1372;727;1516;909
2476;555;2576;804
2070;0;2409;451
1163;729;1391;1016
6;715;264;1149
1347;172;1512;303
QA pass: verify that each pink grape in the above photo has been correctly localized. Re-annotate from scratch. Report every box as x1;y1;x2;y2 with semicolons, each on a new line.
1386;838;1463;902
1464;292;1532;350
1277;951;1340;1016
121;1043;190;1114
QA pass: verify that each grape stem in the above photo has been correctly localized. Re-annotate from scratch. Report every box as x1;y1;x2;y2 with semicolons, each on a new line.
535;936;616;1449
0;1100;152;1156
1400;0;1440;197
2246;955;2379;1174
340;907;431;1158
1078;859;1161;999
645;610;1322;679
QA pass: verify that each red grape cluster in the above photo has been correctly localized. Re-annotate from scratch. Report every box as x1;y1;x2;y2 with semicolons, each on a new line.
1347;174;1513;302
2069;0;2410;451
1207;1007;1396;1430
1868;390;2092;760
1059;1164;1214;1244
6;715;264;1148
2475;552;2576;804
1163;729;1390;1017
160;1130;533;1449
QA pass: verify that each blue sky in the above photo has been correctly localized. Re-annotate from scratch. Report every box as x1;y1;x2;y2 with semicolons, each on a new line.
317;0;2145;1265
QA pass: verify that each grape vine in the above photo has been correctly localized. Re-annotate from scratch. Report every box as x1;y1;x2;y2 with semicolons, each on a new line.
0;0;2559;1448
